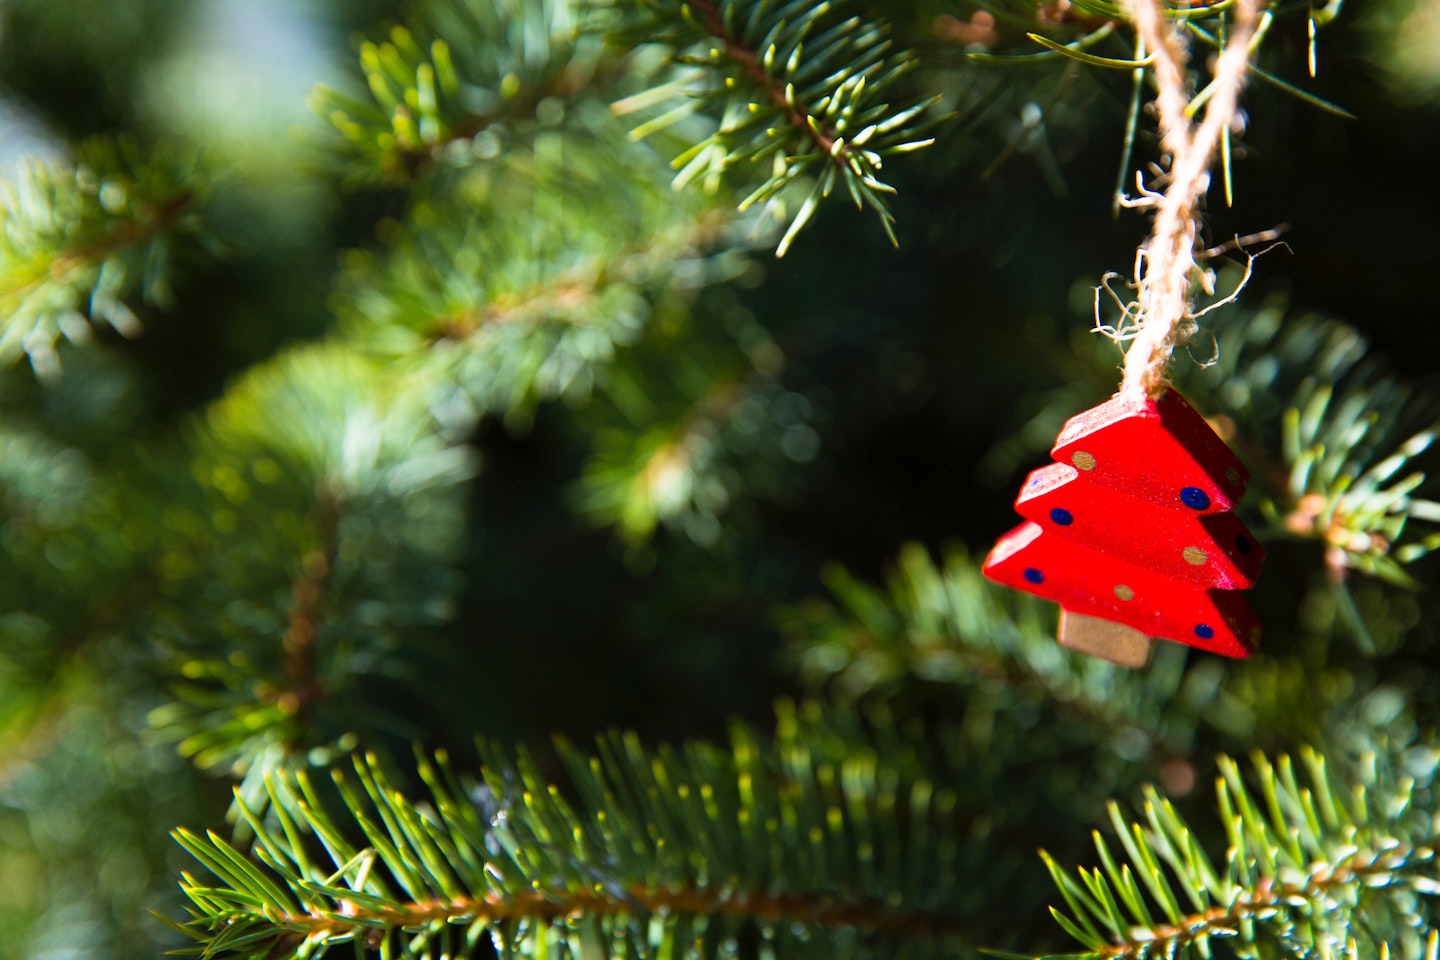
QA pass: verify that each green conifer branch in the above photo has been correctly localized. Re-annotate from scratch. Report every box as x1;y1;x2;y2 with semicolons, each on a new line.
778;543;1162;724
418;208;740;348
0;139;220;374
336;128;759;429
147;344;475;801
773;543;1256;784
606;0;941;255
181;880;962;945
167;724;972;959
1040;749;1440;959
1175;290;1440;586
576;375;751;545
574;360;808;548
776;541;1431;765
311;0;603;184
276;493;341;737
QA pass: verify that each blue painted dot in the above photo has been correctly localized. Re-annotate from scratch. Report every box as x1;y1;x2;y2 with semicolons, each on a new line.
1194;623;1215;640
1023;568;1045;584
1180;487;1211;510
1049;507;1074;526
1235;534;1252;555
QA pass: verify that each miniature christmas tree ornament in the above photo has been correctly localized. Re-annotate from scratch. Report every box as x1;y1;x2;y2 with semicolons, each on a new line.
984;388;1264;666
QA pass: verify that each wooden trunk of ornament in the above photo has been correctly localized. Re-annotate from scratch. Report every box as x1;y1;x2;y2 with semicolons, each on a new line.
983;389;1264;666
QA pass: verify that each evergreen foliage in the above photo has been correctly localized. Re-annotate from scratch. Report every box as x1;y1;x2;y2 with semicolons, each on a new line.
604;0;941;254
165;720;969;960
308;0;599;185
147;344;476;808
1182;298;1440;587
0;139;220;374
1040;748;1439;959
1;1;1438;959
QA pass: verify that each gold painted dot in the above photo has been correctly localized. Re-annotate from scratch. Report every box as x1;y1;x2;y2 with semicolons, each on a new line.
1182;546;1208;566
1072;451;1097;471
1113;584;1135;601
1226;466;1242;487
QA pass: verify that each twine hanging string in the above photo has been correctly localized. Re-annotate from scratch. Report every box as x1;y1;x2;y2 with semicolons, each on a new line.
1116;0;1263;404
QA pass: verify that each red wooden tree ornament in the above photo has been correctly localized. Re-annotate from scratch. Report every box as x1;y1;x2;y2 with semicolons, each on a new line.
983;389;1264;667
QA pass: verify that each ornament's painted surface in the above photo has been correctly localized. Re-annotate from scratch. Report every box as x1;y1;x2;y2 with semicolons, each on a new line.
984;389;1264;661
1014;462;1265;589
985;521;1259;658
1051;390;1248;512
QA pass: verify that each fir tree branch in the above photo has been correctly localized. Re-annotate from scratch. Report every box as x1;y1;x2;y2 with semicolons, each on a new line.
263;882;964;941
608;0;940;255
337;133;760;430
311;0;602;185
575;367;778;546
1040;749;1440;959
685;0;841;160
42;188;195;280
425;210;737;345
391;64;598;180
1085;844;1426;959
147;345;475;795
779;543;1175;736
777;541;1436;766
0;139;220;374
1173;289;1440;587
167;726;975;958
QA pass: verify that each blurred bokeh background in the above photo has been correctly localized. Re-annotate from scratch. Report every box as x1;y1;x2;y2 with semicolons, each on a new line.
1;0;1439;957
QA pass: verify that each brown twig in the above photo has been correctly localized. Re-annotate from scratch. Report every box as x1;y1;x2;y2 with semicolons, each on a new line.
430;210;734;343
687;0;842;163
277;492;341;730
282;883;969;943
1095;845;1426;958
46;189;196;284
389;63;597;179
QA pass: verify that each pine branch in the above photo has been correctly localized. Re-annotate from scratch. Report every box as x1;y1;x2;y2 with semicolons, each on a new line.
777;541;1438;767
606;0;941;255
336;129;761;429
778;543;1183;733
1039;748;1440;959
206;882;960;942
167;724;973;959
1175;288;1440;587
0;139;221;375
1063;848;1422;959
576;374;755;546
310;0;603;185
682;0;849;159
147;344;475;800
573;353;810;549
